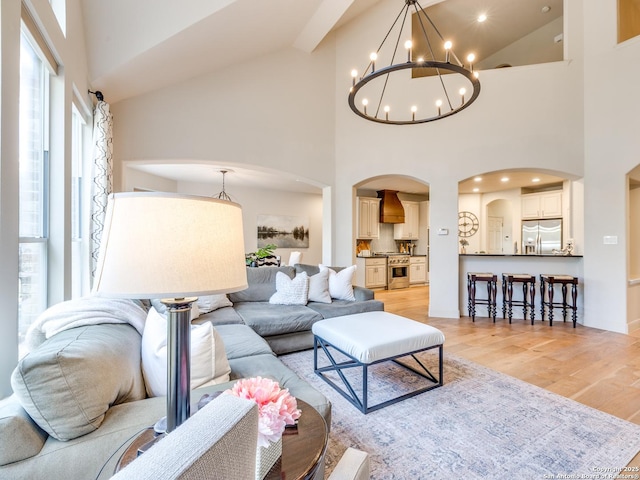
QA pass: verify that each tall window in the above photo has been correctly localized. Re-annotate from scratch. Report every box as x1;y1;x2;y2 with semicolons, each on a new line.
19;31;49;352
71;106;85;297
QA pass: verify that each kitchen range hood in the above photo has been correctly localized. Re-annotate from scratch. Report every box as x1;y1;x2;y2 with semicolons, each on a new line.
377;190;405;224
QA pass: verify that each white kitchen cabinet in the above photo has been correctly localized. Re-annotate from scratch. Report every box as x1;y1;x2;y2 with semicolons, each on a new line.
409;256;427;285
393;201;420;240
356;257;387;289
357;197;380;239
521;191;562;219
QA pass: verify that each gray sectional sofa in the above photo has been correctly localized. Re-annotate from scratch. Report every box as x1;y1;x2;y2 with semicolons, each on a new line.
0;264;383;480
196;264;385;354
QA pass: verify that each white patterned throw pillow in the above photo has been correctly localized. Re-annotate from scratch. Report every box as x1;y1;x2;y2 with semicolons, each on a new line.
269;271;309;305
319;264;357;301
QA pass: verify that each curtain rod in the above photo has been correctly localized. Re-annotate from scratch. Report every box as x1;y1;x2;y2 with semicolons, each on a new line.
88;90;104;101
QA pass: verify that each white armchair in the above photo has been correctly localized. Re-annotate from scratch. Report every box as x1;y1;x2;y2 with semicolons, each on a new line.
111;395;258;480
328;448;370;480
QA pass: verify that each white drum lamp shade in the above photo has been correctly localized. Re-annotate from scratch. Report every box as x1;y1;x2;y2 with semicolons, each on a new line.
93;192;248;298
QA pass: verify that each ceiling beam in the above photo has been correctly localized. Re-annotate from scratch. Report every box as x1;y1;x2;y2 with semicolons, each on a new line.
293;0;355;53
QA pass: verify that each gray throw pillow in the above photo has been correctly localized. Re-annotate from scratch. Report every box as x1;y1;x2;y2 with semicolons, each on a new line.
11;324;146;441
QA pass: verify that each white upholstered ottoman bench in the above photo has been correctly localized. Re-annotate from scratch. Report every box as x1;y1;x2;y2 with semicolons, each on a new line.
312;311;445;414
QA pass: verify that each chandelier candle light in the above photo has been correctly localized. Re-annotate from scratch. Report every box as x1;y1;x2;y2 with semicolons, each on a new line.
348;0;481;125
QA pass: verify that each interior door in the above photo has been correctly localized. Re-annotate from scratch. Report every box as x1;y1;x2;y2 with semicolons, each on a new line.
487;216;503;254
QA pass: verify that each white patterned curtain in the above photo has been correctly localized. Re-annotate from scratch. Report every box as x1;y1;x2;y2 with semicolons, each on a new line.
90;99;113;283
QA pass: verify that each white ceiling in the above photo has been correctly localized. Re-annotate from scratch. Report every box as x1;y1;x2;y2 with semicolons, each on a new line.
126;161;326;195
83;0;565;196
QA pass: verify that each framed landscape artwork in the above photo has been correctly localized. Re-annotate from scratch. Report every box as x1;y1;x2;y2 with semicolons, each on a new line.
257;214;309;248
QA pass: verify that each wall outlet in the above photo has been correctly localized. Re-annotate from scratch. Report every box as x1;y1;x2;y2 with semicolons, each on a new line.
437;228;449;235
603;235;618;245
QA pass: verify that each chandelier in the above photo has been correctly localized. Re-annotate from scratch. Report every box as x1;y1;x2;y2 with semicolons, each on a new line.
348;0;481;125
213;169;234;201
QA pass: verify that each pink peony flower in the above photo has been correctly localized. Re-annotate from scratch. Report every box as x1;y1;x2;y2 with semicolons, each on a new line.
225;377;301;448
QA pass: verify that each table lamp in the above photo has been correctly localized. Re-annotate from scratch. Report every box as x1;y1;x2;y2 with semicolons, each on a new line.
93;192;247;432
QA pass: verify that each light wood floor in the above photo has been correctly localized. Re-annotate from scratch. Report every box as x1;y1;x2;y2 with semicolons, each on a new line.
374;285;640;466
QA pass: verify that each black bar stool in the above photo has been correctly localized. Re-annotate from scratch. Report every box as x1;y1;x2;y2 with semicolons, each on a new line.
467;272;498;322
501;273;536;325
540;274;579;327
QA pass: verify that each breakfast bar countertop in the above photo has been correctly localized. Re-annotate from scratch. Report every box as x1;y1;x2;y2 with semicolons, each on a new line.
460;253;583;258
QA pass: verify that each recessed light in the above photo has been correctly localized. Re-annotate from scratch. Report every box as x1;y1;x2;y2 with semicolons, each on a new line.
474;177;482;182
532;177;541;183
477;13;487;23
541;6;551;14
472;187;480;193
500;177;509;182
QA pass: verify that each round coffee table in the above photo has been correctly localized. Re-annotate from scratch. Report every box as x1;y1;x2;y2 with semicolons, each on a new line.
115;399;328;480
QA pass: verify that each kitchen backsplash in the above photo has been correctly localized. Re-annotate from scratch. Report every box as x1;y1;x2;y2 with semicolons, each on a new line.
358;223;425;255
371;224;400;252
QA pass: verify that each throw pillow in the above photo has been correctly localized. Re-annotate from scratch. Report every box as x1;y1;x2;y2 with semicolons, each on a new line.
269;271;309;305
196;294;233;314
141;307;231;397
319;264;357;301
10;324;146;441
308;269;332;304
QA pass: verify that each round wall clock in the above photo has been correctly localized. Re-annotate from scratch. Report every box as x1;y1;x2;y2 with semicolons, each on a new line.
458;211;479;237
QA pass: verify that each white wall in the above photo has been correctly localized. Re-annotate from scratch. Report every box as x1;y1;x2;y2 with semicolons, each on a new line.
478;16;564;70
176;182;323;267
123;165;178;192
582;1;640;333
110;43;337;194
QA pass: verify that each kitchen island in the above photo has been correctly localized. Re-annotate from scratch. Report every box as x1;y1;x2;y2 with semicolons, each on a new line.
459;253;584;322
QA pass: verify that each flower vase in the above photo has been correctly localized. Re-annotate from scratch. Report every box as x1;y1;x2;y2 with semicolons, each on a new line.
255;437;282;480
460;246;466;254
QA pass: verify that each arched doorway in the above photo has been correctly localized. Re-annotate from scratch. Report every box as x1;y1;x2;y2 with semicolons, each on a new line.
353;175;430;297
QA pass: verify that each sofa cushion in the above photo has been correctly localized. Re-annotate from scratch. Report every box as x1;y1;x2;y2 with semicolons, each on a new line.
0;396;47;465
229;266;295;303
10;324;146;441
194;306;244;326
141;307;231;397
307;299;385;319
214;324;274;360
233;302;323;337
269;271;309;305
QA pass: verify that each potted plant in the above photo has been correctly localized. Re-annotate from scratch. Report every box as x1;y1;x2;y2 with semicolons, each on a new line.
246;243;277;267
459;238;469;254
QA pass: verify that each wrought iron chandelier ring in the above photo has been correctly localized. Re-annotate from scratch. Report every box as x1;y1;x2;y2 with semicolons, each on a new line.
348;60;480;125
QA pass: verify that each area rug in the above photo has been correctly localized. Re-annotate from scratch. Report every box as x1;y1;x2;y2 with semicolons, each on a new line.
280;349;640;479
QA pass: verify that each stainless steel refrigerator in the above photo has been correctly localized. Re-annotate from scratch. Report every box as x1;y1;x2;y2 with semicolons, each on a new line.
522;219;562;254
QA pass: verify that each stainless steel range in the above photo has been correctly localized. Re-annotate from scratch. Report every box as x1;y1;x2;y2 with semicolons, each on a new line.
387;254;410;290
